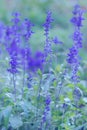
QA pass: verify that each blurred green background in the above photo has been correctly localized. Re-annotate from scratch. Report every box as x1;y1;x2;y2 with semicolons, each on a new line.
0;0;87;60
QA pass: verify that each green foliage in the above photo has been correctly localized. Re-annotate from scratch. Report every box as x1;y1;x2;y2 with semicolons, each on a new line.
9;116;23;129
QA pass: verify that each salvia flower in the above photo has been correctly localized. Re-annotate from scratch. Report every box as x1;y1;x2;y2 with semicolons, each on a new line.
72;5;80;15
12;12;20;24
43;11;53;38
7;40;20;74
23;18;34;42
71;5;84;28
43;11;53;58
67;46;78;64
42;95;51;123
27;51;44;72
11;12;21;46
5;26;12;42
8;54;18;74
72;29;83;48
34;51;44;68
53;36;63;44
20;47;31;68
67;5;84;83
20;48;44;72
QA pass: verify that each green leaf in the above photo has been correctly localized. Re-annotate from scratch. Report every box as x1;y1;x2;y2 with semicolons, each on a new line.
55;65;61;72
9;116;23;129
67;92;73;100
67;83;74;89
53;80;57;87
2;106;12;117
37;69;42;77
2;106;12;128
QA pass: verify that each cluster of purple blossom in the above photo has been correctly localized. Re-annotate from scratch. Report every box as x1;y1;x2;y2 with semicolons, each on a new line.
0;11;62;75
0;4;85;127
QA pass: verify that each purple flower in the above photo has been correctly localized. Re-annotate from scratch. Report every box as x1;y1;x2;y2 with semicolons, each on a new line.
42;95;51;123
53;36;63;44
12;12;20;24
45;95;51;105
43;11;53;38
43;11;63;61
5;26;12;39
72;29;83;48
71;5;84;28
7;41;20;74
23;18;34;42
8;54;19;74
43;11;53;58
27;56;35;71
27;51;44;72
67;46;78;64
72;5;80;15
20;47;31;66
71;63;80;83
34;51;44;68
6;12;21;74
20;47;44;72
67;5;84;83
20;47;31;59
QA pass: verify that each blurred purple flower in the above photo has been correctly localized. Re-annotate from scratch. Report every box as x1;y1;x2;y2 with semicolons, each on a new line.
12;12;20;24
72;5;80;15
42;95;51;123
43;11;53;58
7;40;20;74
53;36;63;44
67;46;78;64
71;5;84;28
67;5;84;83
23;18;34;42
27;51;44;72
43;11;53;38
8;54;19;74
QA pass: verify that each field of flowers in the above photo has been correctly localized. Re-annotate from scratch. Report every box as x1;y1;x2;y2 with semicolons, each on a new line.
0;0;87;130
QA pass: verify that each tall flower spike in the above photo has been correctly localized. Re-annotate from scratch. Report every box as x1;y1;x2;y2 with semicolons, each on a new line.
67;5;84;83
43;11;53;58
7;40;20;74
11;12;21;45
23;18;34;42
43;11;53;38
7;12;21;74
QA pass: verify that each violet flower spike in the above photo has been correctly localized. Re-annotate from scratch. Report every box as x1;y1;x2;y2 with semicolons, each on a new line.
67;5;84;83
43;11;53;39
43;11;53;58
42;95;51;123
23;18;34;42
